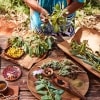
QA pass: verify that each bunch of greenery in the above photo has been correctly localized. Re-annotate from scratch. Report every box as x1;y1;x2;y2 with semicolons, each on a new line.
35;79;64;100
0;0;29;14
42;4;67;33
70;40;100;73
8;32;54;57
84;0;100;15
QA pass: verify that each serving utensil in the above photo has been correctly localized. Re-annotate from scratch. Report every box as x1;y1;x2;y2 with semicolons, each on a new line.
52;74;86;100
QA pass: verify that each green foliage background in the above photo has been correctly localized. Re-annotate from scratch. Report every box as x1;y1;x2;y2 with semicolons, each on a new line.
0;0;99;15
0;0;29;14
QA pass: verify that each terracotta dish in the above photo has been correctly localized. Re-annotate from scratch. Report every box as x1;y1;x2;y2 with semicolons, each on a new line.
2;65;22;81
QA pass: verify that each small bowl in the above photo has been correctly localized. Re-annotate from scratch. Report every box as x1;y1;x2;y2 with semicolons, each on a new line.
43;68;53;77
2;65;22;81
0;80;8;94
4;46;24;59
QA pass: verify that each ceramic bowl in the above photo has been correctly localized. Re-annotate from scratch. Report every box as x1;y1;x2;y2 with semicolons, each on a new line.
43;68;53;77
0;80;8;94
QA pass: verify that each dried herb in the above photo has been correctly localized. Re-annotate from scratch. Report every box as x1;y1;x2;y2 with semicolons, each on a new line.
40;59;82;79
70;40;100;72
8;32;54;57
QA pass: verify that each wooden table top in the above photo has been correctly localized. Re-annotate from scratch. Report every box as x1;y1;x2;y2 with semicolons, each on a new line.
0;49;100;100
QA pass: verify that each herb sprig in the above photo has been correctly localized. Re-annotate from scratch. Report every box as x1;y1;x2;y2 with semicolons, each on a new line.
8;32;54;57
70;40;100;72
35;79;64;100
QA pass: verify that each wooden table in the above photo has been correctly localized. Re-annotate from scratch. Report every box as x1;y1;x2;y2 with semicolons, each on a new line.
0;49;100;100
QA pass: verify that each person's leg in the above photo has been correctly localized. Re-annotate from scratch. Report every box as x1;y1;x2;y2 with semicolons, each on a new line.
62;23;75;37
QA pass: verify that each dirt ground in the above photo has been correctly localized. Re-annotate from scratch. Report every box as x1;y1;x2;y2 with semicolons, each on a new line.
0;14;100;35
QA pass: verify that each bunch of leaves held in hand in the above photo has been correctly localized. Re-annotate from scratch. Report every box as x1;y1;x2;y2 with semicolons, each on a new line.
8;32;54;57
35;79;64;100
42;4;67;33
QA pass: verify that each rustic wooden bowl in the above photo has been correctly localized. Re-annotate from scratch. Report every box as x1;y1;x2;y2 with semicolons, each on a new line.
43;68;54;77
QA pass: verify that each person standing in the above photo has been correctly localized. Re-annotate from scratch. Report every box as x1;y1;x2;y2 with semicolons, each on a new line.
24;0;85;37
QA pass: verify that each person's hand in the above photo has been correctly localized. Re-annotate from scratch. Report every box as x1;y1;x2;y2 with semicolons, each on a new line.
62;8;69;17
40;8;49;23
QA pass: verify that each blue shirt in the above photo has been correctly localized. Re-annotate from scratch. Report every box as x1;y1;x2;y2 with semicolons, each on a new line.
30;0;84;32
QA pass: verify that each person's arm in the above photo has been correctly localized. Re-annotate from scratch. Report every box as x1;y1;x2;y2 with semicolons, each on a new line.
24;0;42;13
63;1;84;16
24;0;49;18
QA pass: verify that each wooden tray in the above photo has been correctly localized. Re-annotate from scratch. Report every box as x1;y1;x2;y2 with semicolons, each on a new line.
0;33;48;70
0;51;46;69
27;58;89;100
56;27;100;78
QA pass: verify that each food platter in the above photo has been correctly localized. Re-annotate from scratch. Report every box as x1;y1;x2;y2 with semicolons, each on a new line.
27;57;89;100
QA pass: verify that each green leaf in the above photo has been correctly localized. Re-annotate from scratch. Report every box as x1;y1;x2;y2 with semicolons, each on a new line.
45;37;53;49
29;47;33;57
53;24;59;33
54;94;61;100
41;95;52;100
57;90;64;94
37;91;47;95
36;84;45;91
54;4;61;11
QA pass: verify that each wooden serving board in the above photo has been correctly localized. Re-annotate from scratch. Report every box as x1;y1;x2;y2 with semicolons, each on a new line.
0;50;46;70
27;58;89;100
56;27;100;78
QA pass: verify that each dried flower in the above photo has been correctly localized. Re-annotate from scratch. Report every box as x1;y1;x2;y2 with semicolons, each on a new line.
32;69;43;76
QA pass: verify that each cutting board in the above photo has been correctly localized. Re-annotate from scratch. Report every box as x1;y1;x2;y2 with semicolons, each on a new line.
27;57;89;100
56;27;100;78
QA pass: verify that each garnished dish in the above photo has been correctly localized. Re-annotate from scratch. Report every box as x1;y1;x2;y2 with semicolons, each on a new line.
27;58;89;100
2;65;22;81
4;46;24;59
